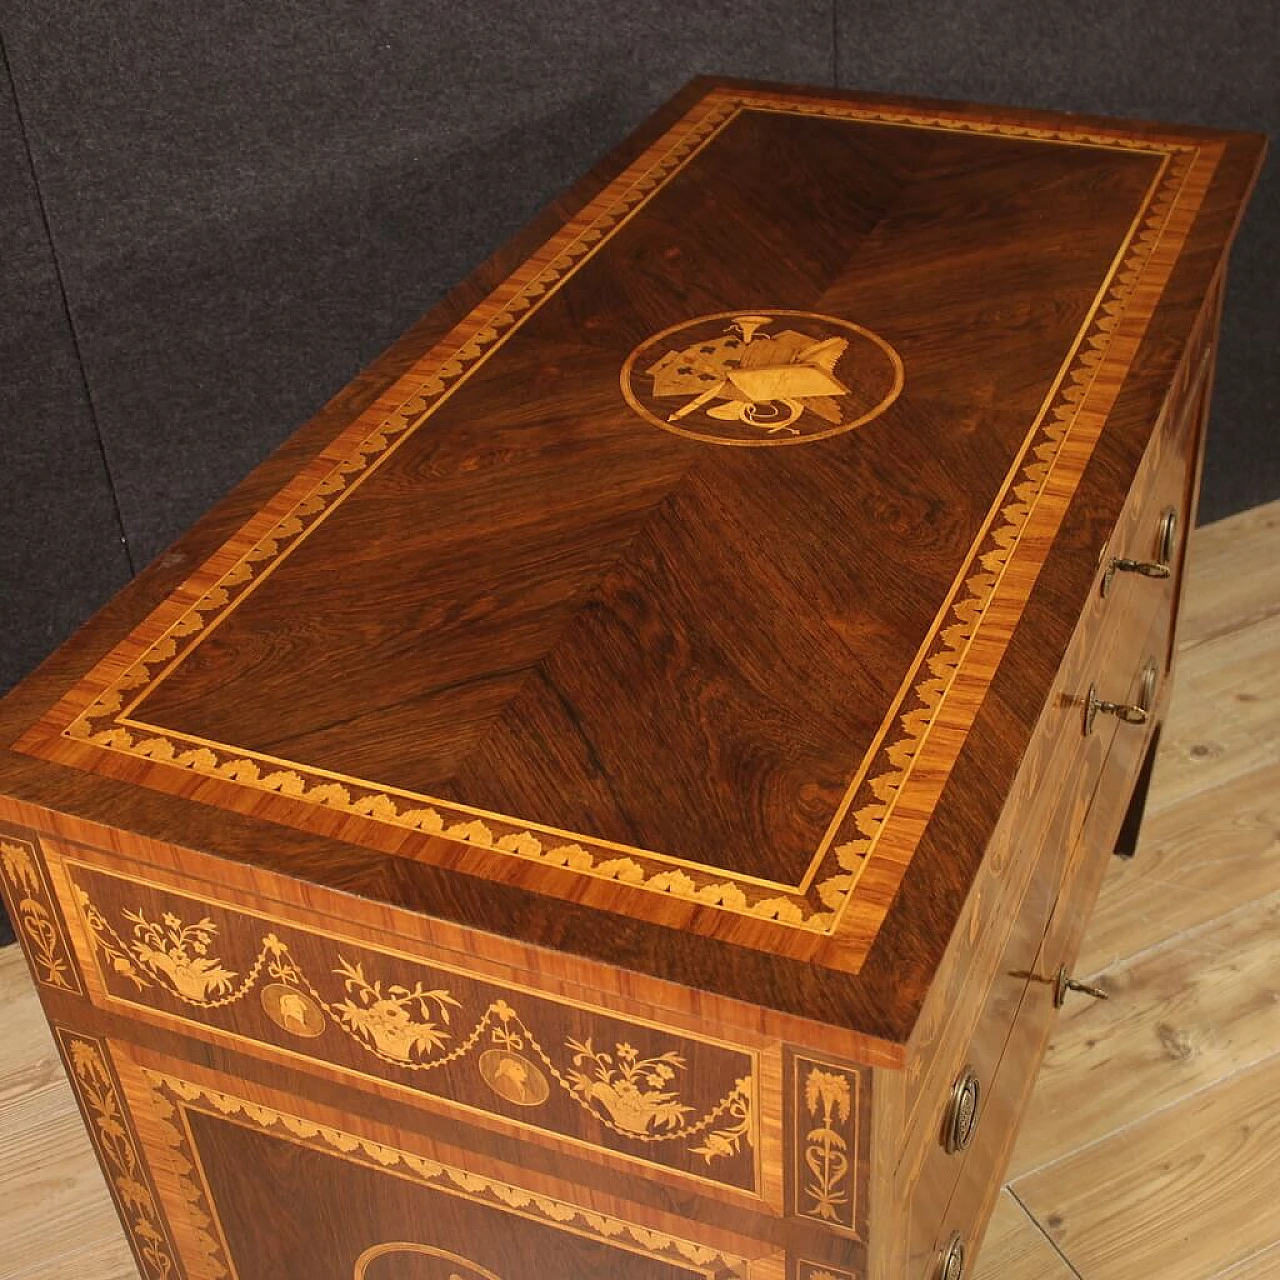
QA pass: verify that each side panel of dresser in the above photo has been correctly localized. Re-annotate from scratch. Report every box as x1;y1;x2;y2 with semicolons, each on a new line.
870;277;1224;1280
37;841;769;1200
44;1024;792;1280
0;826;797;1278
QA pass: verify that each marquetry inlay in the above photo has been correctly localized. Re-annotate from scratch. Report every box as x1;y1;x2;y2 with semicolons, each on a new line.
796;1265;858;1280
59;855;761;1194
788;1055;865;1238
2;75;1261;1280
0;835;83;994
17;88;1221;972
353;1243;503;1280
144;1069;749;1279
620;310;903;446
55;1029;184;1280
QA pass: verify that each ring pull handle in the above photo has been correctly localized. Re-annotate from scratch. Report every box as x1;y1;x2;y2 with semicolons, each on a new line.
942;1066;981;1155
1102;509;1178;596
936;1233;967;1280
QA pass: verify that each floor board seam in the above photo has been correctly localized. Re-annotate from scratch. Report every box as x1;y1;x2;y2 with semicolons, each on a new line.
1079;884;1280;981
1180;600;1280;651
1211;1238;1280;1279
1008;1046;1280;1186
1007;1183;1083;1277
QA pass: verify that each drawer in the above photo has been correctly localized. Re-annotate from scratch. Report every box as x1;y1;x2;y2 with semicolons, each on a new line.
901;740;1099;1278
1040;609;1171;990
898;394;1195;1275
898;330;1202;1160
46;1027;783;1280
1098;335;1214;669
898;510;1167;1174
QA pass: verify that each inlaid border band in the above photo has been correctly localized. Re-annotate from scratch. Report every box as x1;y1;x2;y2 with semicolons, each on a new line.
0;834;83;993
53;848;770;1202
21;87;1221;966
788;1055;865;1238
55;1029;185;1280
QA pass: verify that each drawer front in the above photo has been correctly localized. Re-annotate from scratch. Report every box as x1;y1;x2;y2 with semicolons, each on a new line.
1098;330;1213;672
6;831;774;1204
1041;609;1171;988
921;626;1167;1278
899;518;1159;1170
901;764;1081;1277
48;1027;787;1280
897;335;1205;1275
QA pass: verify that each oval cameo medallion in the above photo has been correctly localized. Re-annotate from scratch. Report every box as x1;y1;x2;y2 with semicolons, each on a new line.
478;1048;551;1107
621;310;903;446
353;1242;503;1280
260;983;327;1038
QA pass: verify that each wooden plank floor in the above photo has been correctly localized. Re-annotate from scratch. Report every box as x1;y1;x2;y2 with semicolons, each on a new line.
975;498;1280;1280
0;500;1277;1280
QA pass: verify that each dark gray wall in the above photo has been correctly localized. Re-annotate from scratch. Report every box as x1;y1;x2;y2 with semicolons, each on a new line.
0;3;1274;691
836;0;1278;522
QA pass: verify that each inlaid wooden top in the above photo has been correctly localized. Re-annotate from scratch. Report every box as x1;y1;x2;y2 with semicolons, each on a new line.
0;80;1263;1046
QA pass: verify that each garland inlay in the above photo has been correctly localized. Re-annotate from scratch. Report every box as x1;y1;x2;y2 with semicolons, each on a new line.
64;860;760;1194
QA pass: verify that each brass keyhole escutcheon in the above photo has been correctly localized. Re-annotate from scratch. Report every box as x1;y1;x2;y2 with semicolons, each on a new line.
943;1066;981;1155
1054;965;1110;1009
1083;658;1158;736
1101;507;1178;596
937;1232;966;1280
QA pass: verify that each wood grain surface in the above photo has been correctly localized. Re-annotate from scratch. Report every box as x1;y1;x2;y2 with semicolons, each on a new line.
973;1192;1074;1280
0;79;1265;1051
1015;1053;1280;1280
5;499;1277;1280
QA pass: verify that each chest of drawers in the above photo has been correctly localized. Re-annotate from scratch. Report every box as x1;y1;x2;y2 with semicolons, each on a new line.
0;79;1263;1279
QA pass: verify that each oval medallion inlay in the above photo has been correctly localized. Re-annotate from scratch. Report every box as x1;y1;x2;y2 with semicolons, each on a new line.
478;1048;551;1107
260;983;327;1038
354;1242;503;1280
621;309;903;446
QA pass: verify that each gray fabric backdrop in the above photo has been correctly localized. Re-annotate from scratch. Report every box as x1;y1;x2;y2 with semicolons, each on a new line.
1;2;1273;699
0;5;1273;954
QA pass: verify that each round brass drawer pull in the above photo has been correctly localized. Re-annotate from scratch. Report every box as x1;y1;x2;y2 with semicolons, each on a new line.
1054;965;1109;1008
1157;508;1179;564
1101;509;1178;596
942;1066;981;1155
937;1232;967;1280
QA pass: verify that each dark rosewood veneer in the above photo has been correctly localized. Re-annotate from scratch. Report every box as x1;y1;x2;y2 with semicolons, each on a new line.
0;79;1263;1280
